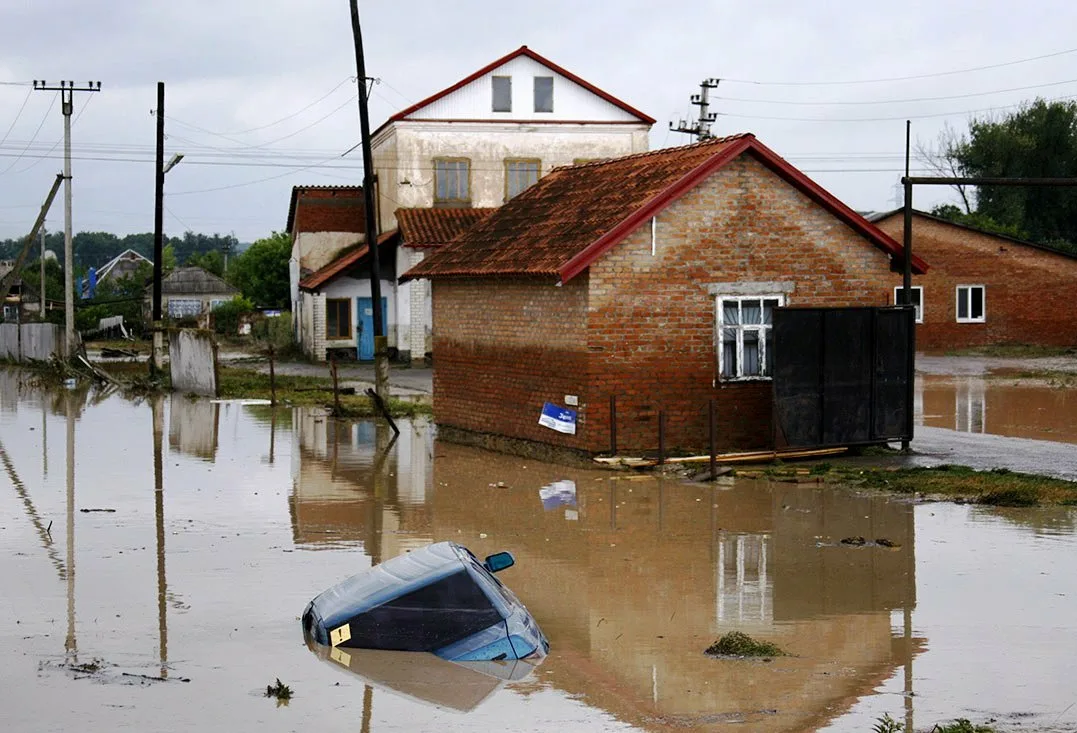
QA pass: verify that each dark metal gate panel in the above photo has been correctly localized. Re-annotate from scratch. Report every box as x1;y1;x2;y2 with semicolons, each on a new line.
773;306;913;449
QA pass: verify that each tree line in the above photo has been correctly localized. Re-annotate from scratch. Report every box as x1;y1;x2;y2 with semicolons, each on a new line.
5;230;291;331
923;98;1077;255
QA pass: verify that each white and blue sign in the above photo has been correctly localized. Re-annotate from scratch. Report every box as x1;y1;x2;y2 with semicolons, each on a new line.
538;402;577;435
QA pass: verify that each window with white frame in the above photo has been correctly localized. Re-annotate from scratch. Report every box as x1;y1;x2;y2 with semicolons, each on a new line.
718;296;783;380
533;76;553;112
955;285;985;323
491;76;511;112
893;285;923;323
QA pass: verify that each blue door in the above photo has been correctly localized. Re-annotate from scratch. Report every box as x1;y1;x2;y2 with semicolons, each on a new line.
356;297;388;361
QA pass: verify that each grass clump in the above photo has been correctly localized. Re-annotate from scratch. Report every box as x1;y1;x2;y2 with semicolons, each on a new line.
265;678;292;702
839;465;1077;507
704;631;786;658
932;719;995;733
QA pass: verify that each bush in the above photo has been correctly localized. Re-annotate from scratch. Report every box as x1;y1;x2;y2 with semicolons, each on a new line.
212;296;254;335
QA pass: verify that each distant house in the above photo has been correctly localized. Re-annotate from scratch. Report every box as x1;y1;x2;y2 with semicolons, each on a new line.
871;209;1077;350
147;266;239;321
296;207;494;362
293;45;654;363
80;249;152;299
402;134;925;455
287;185;371;361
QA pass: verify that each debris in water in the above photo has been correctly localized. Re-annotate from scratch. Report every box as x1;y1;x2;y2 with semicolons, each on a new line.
705;631;786;658
265;678;292;702
876;538;900;548
841;536;867;546
80;508;117;513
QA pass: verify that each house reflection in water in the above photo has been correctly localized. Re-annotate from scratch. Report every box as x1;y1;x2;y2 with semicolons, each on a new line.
919;373;1077;443
289;416;920;731
168;397;219;460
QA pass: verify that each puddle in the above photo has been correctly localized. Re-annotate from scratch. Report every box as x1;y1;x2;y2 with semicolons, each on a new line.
2;366;1077;732
918;373;1077;444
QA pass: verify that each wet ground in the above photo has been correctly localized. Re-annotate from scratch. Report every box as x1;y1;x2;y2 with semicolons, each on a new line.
2;369;1077;732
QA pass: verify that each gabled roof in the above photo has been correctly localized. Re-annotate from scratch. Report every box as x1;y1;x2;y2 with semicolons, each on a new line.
402;134;927;284
869;208;1077;261
382;45;655;128
298;230;398;291
153;266;239;296
286;185;365;234
96;248;151;280
396;207;497;248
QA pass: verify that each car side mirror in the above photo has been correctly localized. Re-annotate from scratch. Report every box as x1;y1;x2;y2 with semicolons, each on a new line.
483;551;515;573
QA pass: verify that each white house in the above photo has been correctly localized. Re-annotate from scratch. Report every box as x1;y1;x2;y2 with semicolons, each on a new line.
290;45;653;362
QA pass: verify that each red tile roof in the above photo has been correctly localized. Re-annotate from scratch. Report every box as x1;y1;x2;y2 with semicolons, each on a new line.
298;230;397;291
396;207;497;248
375;46;654;138
401;134;928;283
286;186;365;234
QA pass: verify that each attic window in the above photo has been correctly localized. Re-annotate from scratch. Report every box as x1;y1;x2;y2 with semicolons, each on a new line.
492;76;511;112
534;76;553;113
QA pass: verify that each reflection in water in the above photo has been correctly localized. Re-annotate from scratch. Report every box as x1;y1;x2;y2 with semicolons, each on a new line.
305;633;541;713
7;379;1076;732
919;373;1077;443
290;414;919;732
168;397;219;459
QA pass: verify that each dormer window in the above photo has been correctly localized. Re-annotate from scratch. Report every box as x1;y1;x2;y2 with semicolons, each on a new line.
492;76;512;112
534;76;553;113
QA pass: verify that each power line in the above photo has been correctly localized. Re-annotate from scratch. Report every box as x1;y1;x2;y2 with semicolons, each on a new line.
9;94;94;175
717;78;1077;106
214;77;356;135
0;92;57;174
719;94;1077;123
722;46;1077;86
0;89;33;149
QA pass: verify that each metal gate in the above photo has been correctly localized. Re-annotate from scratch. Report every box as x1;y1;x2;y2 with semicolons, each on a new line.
772;306;913;449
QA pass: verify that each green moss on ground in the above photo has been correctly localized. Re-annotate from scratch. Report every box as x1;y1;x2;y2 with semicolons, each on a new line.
704;631;786;658
216;367;431;418
744;463;1077;507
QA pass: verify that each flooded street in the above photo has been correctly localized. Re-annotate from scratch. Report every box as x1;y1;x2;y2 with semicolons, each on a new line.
2;369;1076;732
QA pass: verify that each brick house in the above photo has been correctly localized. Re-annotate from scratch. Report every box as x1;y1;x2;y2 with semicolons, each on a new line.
871;209;1077;350
402;134;925;456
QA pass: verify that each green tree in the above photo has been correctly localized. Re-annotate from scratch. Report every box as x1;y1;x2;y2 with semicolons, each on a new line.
936;99;1077;252
227;231;291;309
162;244;177;274
186;249;225;277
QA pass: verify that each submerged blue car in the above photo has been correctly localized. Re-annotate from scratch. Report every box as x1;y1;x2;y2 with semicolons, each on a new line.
302;542;548;662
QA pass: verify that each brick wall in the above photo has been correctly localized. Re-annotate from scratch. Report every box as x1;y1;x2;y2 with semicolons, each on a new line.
876;214;1077;350
432;277;593;450
431;154;899;455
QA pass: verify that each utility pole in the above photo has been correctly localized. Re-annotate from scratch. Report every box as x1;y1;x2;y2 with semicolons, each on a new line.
40;227;46;317
152;82;165;376
348;0;389;402
901;120;914;454
0;174;63;306
33;80;102;355
670;78;719;141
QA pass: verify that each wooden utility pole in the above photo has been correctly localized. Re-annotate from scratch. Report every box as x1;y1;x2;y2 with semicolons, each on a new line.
33;80;102;354
0;174;63;306
347;0;390;402
152;82;166;375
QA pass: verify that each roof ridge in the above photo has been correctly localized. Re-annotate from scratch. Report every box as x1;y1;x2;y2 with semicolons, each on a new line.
551;133;754;173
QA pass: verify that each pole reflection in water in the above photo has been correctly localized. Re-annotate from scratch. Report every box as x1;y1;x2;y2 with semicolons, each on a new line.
153;395;168;678
64;391;76;662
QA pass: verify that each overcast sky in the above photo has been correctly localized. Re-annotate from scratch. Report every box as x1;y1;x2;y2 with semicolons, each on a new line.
1;0;1076;243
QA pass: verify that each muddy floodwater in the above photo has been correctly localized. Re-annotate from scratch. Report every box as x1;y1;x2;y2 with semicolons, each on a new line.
2;369;1076;732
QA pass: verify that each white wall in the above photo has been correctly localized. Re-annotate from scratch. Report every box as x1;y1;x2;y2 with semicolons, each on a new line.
294;231;361;273
376;122;648;218
409;55;642;123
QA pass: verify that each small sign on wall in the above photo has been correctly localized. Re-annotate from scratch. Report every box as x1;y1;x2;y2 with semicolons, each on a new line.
539;402;577;435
